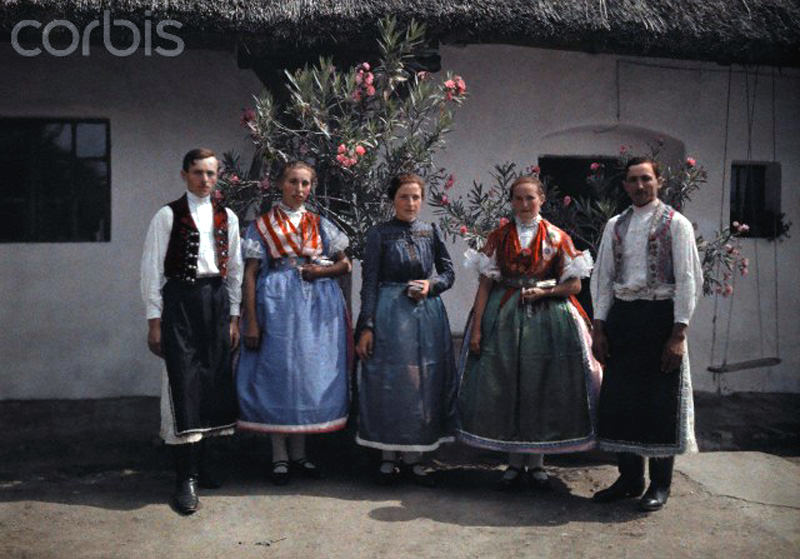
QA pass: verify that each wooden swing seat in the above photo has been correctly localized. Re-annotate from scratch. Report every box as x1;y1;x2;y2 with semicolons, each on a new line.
707;357;782;373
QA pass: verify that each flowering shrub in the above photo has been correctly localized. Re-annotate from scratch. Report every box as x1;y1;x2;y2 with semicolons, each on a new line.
429;152;748;297
216;17;466;259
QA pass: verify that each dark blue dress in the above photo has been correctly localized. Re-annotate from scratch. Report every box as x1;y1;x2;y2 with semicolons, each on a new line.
356;219;458;451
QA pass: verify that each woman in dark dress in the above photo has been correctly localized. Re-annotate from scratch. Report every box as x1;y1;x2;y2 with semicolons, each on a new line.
355;173;458;485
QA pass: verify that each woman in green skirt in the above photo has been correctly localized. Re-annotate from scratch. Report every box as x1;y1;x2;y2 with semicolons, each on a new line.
457;175;602;489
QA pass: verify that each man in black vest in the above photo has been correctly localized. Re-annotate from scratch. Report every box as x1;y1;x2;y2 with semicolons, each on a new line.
141;148;243;514
590;157;702;512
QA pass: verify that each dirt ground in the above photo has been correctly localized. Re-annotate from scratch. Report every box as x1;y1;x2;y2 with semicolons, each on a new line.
0;393;798;558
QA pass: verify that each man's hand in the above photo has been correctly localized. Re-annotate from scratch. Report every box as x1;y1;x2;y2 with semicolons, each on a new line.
469;327;482;355
229;317;240;349
356;330;374;361
661;327;687;373
591;320;608;366
147;318;163;358
244;321;261;350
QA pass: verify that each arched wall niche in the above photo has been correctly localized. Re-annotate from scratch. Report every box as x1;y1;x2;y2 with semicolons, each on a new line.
538;124;686;169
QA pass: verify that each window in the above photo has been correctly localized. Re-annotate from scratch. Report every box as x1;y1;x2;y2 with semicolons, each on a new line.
0;118;110;242
730;161;781;238
538;155;620;201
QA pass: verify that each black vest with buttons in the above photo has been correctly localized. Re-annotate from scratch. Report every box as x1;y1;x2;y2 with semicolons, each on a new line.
163;194;229;283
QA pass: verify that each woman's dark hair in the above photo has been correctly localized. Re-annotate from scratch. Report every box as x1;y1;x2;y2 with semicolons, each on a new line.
277;160;317;184
387;173;425;200
624;156;662;179
508;175;545;201
182;148;216;171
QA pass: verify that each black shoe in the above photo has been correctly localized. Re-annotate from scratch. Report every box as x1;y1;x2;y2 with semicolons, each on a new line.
527;467;551;490
639;484;670;511
271;460;291;486
593;476;646;503
291;458;324;479
173;478;199;515
377;460;401;485
495;465;524;491
407;464;437;488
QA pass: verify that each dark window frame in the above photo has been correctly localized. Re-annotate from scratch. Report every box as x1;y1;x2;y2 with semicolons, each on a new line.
730;160;781;239
0;116;111;243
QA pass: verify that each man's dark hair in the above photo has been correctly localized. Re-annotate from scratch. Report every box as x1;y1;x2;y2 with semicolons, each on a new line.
624;156;662;179
182;148;217;171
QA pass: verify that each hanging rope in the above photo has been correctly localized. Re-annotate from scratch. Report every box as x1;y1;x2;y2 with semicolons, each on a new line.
709;67;733;369
771;67;780;359
744;66;765;358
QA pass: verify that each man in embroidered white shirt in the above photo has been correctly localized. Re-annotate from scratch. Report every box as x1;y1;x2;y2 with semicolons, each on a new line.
590;156;702;512
140;148;243;514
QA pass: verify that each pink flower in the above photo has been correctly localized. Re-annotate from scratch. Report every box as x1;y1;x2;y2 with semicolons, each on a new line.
260;177;270;190
590;162;601;172
444;174;455;190
620;145;628;154
563;195;572;207
741;257;749;267
355;145;366;156
738;223;750;233
732;221;740;228
337;143;347;154
499;217;510;227
213;190;224;201
352;90;362;102
366;85;376;97
444;79;455;89
230;174;240;184
240;108;256;127
364;72;374;85
531;165;540;175
361;62;371;71
454;76;466;94
741;267;749;277
686;157;696;167
723;284;734;296
445;91;454;101
459;225;468;235
417;71;429;81
724;243;733;253
441;194;449;205
336;154;346;164
355;72;363;85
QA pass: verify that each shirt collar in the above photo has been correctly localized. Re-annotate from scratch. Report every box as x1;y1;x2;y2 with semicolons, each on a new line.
632;198;660;216
278;201;306;215
515;214;541;228
186;190;211;206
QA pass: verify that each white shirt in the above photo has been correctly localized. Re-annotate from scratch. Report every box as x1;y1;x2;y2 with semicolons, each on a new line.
515;215;540;248
590;200;703;325
140;190;243;320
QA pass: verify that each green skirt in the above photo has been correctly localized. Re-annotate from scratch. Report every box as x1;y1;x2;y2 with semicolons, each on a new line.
457;285;600;453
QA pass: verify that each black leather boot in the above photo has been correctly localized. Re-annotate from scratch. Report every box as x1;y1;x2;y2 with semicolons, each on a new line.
593;453;645;503
640;456;674;512
198;439;226;489
173;443;200;515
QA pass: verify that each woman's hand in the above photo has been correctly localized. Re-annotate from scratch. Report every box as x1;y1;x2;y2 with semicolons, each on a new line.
301;264;325;281
407;279;430;301
244;321;261;350
356;330;374;360
521;286;551;303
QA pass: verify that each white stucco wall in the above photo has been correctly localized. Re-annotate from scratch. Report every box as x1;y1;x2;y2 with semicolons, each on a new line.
0;44;262;398
1;41;797;398
419;45;800;394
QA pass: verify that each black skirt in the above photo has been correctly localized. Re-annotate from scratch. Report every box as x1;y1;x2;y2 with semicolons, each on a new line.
597;298;692;456
162;277;237;435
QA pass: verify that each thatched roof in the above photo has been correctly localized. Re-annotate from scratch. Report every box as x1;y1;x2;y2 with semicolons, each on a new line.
2;0;799;66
